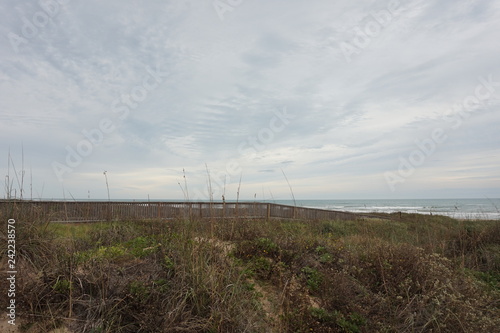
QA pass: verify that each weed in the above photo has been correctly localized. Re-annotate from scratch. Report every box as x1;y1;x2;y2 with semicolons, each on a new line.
337;311;366;333
301;266;323;292
124;235;160;258
310;307;366;332
162;255;175;271
469;269;500;291
249;256;273;279
319;252;334;264
52;278;72;294
256;237;279;256
128;280;150;301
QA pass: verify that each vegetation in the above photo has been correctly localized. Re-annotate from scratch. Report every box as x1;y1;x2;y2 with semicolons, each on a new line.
1;205;499;332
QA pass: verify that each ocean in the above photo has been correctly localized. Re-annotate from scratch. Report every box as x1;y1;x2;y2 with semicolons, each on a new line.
265;198;500;220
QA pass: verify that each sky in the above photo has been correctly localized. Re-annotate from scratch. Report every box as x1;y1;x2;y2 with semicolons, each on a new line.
1;0;499;201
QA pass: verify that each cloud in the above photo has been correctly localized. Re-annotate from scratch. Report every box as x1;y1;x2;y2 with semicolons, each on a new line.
1;0;499;200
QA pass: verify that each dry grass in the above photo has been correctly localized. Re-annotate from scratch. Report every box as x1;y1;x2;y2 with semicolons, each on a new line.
1;203;499;332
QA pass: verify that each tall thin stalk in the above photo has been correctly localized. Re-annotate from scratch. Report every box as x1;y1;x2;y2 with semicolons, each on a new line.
104;171;111;220
236;174;242;204
9;150;22;199
178;169;192;218
235;173;242;218
230;173;243;239
269;189;276;203
205;164;213;202
5;147;27;200
178;182;187;201
281;169;296;207
205;164;214;237
222;175;227;220
183;168;189;201
6;148;11;199
103;171;110;201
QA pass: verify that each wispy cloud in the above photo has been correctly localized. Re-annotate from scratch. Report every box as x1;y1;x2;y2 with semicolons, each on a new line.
1;0;499;200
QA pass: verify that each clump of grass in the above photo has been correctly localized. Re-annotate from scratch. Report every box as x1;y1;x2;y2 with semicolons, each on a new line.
2;207;500;332
233;216;500;332
8;217;267;332
301;266;322;292
309;307;366;333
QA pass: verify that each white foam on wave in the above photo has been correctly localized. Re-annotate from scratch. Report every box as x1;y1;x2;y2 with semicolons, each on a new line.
299;199;500;220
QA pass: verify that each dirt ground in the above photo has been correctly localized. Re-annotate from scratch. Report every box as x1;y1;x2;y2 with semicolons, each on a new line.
0;315;19;333
0;314;71;333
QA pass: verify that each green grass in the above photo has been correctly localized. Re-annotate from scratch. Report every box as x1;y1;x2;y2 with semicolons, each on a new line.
1;210;499;332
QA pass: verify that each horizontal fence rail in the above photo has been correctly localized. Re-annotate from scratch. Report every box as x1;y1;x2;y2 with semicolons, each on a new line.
1;200;367;222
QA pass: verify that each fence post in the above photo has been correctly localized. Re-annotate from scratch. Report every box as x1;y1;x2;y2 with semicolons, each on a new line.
266;203;271;220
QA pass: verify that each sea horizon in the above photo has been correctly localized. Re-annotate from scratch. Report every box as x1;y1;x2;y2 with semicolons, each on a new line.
271;198;500;220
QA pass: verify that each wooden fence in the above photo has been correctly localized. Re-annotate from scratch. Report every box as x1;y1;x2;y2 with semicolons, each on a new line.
1;200;364;222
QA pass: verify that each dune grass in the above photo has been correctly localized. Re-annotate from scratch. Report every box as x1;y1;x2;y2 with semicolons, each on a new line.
1;207;499;332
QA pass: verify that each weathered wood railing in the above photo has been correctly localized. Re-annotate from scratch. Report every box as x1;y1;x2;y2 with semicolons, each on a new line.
0;200;363;222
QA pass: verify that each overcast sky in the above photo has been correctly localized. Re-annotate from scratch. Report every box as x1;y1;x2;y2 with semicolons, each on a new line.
1;0;499;201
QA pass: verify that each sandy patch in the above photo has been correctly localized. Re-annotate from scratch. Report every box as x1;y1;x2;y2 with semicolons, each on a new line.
0;315;19;333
